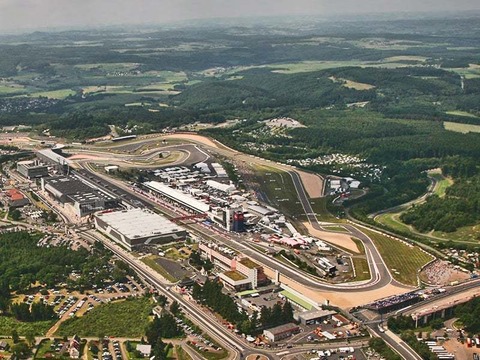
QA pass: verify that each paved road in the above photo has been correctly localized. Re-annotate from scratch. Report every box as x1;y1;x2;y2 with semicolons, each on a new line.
76;163;403;295
288;171;406;291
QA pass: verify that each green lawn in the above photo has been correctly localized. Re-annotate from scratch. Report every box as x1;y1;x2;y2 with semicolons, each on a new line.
322;225;350;233
362;229;434;286
55;297;153;338
351;257;371;282
310;197;344;223
251;165;306;220
428;171;453;197
375;212;414;234
0;316;54;336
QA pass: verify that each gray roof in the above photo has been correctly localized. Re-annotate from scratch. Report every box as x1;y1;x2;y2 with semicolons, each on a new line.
264;322;299;335
96;208;185;239
44;176;92;195
298;309;337;321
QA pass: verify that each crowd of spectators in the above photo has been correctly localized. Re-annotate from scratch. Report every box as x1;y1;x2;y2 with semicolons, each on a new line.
365;291;421;312
422;260;470;285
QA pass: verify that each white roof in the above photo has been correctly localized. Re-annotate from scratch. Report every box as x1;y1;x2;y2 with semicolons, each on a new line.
37;149;72;165
248;205;274;216
144;181;210;213
205;180;235;193
96;208;184;239
136;344;152;355
211;163;227;177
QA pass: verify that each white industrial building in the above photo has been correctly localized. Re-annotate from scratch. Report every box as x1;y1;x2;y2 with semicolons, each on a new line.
211;163;227;177
94;208;187;250
205;180;236;194
142;181;210;213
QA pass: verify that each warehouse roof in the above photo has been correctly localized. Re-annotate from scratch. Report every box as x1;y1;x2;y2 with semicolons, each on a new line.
37;149;71;165
298;309;337;321
264;323;299;335
96;208;184;239
44;176;92;195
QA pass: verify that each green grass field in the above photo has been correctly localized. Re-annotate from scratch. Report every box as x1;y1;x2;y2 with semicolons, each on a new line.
0;85;26;95
445;110;479;118
350;239;370;281
0;316;54;336
431;224;480;243
322;225;350;233
375;212;412;233
29;89;76;99
428;170;453;197
175;345;192;360
362;229;434;286
444;121;480;134
55;297;153;338
448;65;480;79
351;257;371;282
310;197;344;223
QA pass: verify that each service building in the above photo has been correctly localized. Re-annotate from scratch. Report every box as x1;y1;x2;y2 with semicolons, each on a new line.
42;176;118;217
16;160;49;179
263;323;300;342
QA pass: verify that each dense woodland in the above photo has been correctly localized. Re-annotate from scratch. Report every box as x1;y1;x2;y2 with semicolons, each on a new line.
399;158;480;233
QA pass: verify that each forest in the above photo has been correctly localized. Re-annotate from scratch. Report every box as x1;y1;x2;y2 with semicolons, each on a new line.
401;174;480;233
0;232;132;317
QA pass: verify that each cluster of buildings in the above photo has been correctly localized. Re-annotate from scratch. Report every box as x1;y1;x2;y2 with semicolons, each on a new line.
199;242;269;291
42;175;119;218
17;146;70;179
2;188;29;208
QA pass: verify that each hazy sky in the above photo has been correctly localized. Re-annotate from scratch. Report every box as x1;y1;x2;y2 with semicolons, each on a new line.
1;0;480;32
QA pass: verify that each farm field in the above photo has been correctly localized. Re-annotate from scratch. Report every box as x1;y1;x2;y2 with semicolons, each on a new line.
0;85;27;95
448;64;480;79
444;121;480;134
362;229;434;286
55;297;153;338
28;89;76;99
